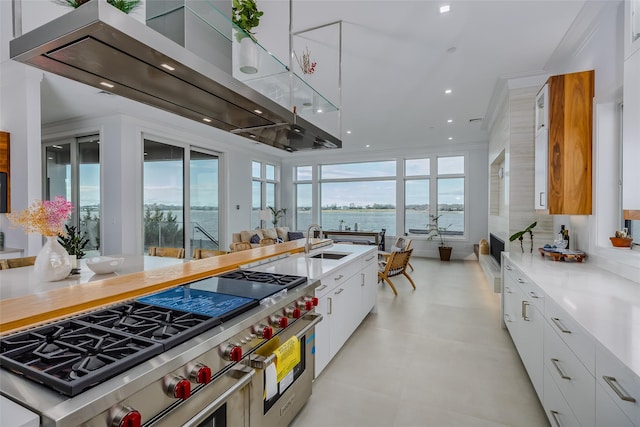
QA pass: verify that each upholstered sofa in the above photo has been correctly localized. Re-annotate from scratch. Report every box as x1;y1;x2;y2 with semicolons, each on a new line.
230;227;305;250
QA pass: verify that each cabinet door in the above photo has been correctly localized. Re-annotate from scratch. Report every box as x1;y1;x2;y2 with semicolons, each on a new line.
329;276;360;355
360;254;378;320
596;382;636;427
517;298;544;400
623;49;640;211
544;366;582;427
313;292;331;377
534;127;548;210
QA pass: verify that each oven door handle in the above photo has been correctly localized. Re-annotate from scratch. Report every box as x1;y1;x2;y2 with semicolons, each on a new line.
181;365;254;427
295;313;323;340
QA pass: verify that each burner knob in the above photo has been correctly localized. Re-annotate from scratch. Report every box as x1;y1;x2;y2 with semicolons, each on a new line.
165;376;191;399
284;306;301;319
189;363;212;384
311;297;319;307
304;300;314;311
110;405;142;427
221;344;243;362
254;325;273;339
269;315;288;328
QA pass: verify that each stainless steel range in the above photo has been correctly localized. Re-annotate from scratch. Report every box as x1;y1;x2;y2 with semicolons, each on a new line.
0;270;321;427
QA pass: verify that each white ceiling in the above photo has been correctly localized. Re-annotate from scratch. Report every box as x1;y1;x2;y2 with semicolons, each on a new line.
40;0;589;154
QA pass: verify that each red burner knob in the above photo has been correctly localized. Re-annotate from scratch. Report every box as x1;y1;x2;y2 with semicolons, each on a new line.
261;326;273;339
279;317;289;328
312;297;319;307
166;376;191;399
111;405;141;427
304;300;314;311
293;308;301;318
190;364;212;384
284;306;301;319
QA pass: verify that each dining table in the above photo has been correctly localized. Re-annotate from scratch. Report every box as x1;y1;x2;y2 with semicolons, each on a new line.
0;255;185;301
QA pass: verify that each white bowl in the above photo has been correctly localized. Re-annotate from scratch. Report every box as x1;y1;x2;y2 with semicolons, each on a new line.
85;256;125;275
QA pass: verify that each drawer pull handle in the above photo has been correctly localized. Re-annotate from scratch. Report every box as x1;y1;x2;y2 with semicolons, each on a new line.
334;288;344;295
316;284;327;292
327;297;332;315
603;376;637;403
528;291;540;299
551;317;572;334
365;255;375;261
517;278;525;284
505;265;512;271
549;410;562;427
334;274;344;281
540;192;545;207
521;301;530;321
551;358;571;380
504;314;512;323
504;286;512;294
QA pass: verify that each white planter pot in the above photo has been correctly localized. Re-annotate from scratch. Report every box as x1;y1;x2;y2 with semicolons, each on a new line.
238;37;258;74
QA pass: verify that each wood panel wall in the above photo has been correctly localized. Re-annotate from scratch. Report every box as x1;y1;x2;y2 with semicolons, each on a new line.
0;131;9;212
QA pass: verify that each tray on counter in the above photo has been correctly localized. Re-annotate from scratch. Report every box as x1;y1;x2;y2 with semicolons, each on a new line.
538;247;587;262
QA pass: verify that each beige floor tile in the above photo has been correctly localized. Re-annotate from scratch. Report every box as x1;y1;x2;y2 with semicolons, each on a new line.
290;258;549;427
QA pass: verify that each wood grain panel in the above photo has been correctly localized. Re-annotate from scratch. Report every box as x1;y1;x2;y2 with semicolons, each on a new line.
547;70;594;214
0;238;324;335
623;210;640;220
0;131;9;212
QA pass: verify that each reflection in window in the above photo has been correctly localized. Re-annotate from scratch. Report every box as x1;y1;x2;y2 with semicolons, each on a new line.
252;161;280;229
190;150;220;252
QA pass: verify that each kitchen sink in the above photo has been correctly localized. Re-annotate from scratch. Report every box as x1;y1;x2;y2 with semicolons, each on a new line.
310;252;348;260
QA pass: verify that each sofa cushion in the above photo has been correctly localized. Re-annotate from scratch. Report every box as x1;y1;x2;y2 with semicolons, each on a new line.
262;228;278;239
240;229;263;242
250;234;261;244
288;231;304;240
276;227;290;241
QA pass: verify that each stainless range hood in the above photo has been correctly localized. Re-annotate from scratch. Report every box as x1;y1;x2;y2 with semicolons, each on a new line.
10;1;341;152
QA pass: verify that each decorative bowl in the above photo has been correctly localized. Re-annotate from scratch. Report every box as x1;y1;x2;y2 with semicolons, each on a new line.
609;237;633;247
86;256;125;274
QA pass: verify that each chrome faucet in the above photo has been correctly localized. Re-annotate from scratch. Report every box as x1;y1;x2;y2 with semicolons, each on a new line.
305;224;323;254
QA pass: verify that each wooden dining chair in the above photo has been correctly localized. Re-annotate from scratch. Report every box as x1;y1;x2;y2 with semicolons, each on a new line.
0;256;37;270
230;242;253;252
377;248;415;296
380;237;414;271
192;249;228;259
259;238;276;246
148;246;185;259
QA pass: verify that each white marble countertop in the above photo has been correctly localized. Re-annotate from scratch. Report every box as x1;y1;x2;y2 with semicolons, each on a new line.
245;244;376;280
504;252;640;378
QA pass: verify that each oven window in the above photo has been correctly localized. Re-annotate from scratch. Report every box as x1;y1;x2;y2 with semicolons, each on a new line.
196;405;226;427
264;340;306;413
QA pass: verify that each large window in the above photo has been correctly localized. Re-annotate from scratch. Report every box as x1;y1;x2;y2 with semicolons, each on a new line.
143;139;220;256
405;158;430;234
44;134;100;254
252;161;279;228
437;156;465;235
294;166;312;231
320;161;396;233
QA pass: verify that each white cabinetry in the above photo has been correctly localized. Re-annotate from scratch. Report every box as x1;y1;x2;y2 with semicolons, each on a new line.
534;84;549;210
623;47;640;211
314;250;378;377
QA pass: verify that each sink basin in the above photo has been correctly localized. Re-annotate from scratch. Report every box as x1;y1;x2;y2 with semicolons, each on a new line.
310;252;348;260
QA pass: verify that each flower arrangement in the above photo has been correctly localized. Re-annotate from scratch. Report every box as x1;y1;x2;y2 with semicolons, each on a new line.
294;47;317;75
8;197;74;236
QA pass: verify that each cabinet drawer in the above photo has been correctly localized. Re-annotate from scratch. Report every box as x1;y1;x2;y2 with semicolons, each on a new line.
596;344;640;425
544;366;581;427
544;320;595;427
503;263;544;312
316;262;360;298
360;251;377;268
545;298;595;374
597;381;636;427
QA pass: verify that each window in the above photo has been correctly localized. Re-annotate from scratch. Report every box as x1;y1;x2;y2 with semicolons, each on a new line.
437;156;465;235
44;134;100;255
252;161;280;228
294;166;312;231
405;158;429;234
143;139;220;256
320;161;396;233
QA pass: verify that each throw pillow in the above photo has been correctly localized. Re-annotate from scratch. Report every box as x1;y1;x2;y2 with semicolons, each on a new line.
262;228;278;239
288;231;305;240
250;234;261;244
276;227;290;241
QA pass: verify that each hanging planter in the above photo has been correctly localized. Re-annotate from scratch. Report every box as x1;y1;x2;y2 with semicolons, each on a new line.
232;0;263;74
238;37;259;74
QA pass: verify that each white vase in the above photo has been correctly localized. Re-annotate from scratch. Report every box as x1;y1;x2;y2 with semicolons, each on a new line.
238;37;258;74
303;74;319;112
34;236;72;282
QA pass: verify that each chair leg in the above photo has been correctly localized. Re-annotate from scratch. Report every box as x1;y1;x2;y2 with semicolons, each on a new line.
403;272;417;290
380;276;398;296
408;261;414;271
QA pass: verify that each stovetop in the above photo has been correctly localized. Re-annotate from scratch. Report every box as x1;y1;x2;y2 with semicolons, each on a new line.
218;269;307;290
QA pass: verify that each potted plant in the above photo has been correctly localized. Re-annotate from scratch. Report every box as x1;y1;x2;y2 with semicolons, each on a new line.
427;214;453;261
58;224;90;271
56;0;142;14
232;0;263;74
268;206;287;227
509;221;537;253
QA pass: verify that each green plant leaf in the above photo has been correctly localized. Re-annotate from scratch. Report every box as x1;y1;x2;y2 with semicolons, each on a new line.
509;231;525;241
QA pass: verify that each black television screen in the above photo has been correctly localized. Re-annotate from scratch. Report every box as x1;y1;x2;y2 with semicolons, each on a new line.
490;233;504;266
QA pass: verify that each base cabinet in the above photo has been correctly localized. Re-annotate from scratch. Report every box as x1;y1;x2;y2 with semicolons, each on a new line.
314;250;378;377
544;366;581;427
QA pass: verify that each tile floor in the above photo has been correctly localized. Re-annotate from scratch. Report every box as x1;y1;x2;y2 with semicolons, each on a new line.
290;257;550;427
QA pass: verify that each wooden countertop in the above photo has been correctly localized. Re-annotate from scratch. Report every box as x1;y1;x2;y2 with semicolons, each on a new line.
0;239;324;335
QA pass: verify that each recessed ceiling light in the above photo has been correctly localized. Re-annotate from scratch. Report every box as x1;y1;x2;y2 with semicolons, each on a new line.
445;89;452;94
447;119;453;123
254;109;263;114
316;109;323;113
346;130;352;134
47;157;53;160
446;46;457;54
250;134;256;138
100;82;114;88
440;5;450;13
365;144;370;148
203;118;212;123
160;63;175;71
448;137;453;140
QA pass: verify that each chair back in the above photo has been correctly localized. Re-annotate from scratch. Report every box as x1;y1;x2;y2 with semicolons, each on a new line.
192;249;227;259
383;248;413;277
0;256;37;270
230;242;253;252
390;237;412;252
148;246;185;258
378;229;386;251
260;238;275;246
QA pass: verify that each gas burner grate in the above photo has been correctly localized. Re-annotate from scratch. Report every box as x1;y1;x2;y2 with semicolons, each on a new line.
0;320;163;397
218;270;307;289
76;302;221;351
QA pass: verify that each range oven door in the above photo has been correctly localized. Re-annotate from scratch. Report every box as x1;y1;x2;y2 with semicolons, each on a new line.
146;364;257;427
249;313;322;427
